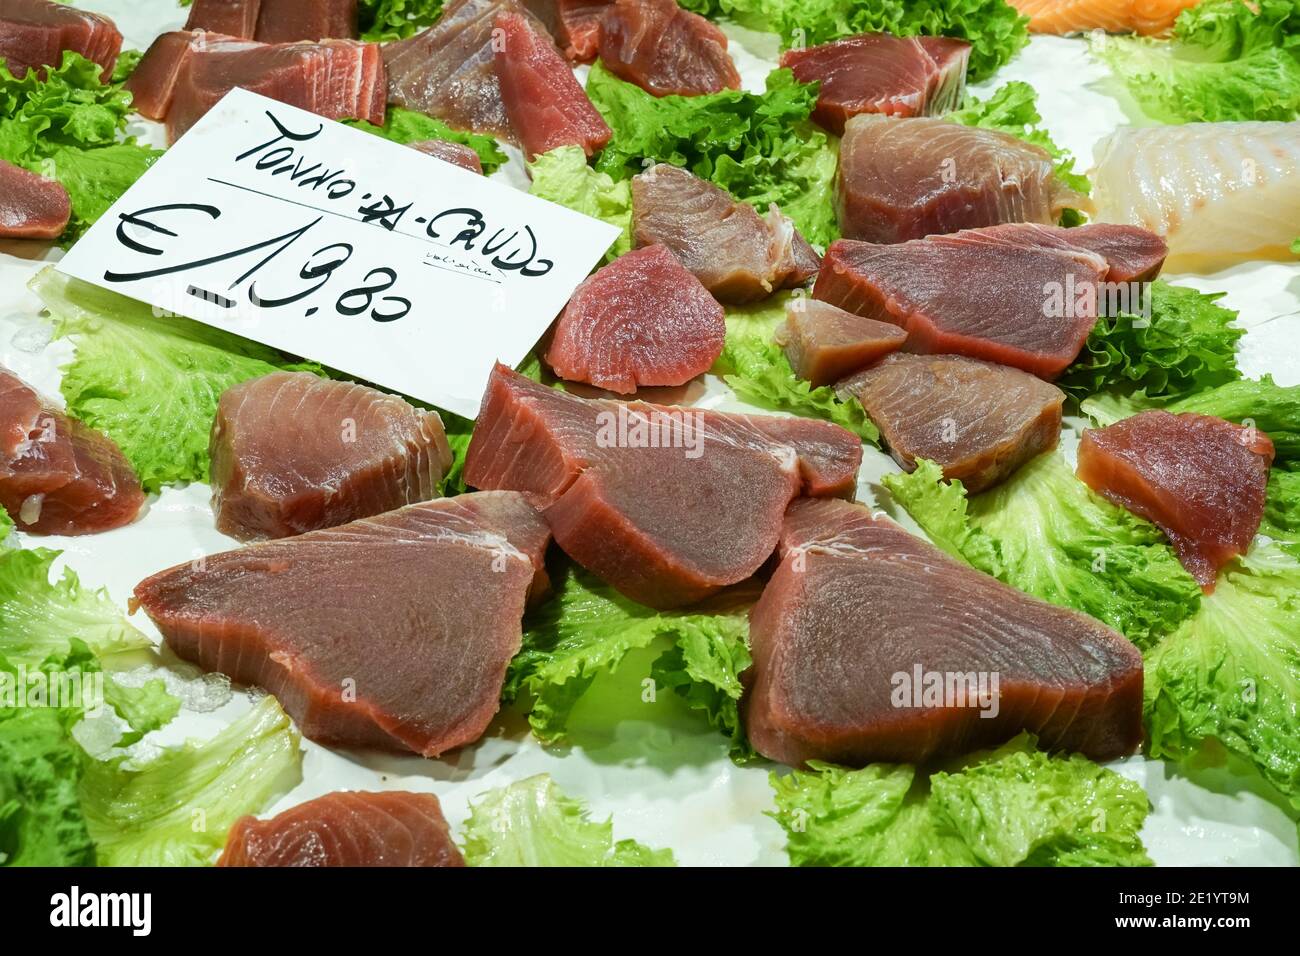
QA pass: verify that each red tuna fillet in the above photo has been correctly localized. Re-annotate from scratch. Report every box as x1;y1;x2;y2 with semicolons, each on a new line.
597;0;739;97
0;366;144;535
745;497;1145;767
813;230;1111;379
123;31;202;121
1077;411;1274;592
633;164;820;304
779;33;971;136
494;11;611;159
979;222;1169;284
465;363;862;607
775;299;906;387
255;0;359;42
407;138;483;173
219;791;465;867
210;371;453;541
545;244;723;393
524;0;609;61
0;0;121;80
383;0;547;140
836;115;1086;243
166;36;386;142
185;0;261;39
838;353;1064;493
133;492;551;757
0;159;70;239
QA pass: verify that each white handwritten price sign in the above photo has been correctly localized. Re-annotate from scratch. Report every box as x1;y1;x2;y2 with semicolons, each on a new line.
57;88;621;419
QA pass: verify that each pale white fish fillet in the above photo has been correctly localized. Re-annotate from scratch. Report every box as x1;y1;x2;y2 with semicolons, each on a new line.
1090;122;1300;259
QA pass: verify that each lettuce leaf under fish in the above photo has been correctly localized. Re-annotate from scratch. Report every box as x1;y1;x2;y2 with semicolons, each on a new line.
347;106;506;173
461;774;676;866
527;146;633;261
770;733;1151;867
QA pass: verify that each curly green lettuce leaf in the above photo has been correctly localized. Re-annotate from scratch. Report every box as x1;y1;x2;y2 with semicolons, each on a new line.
438;411;474;496
1144;472;1300;813
649;614;754;761
358;0;446;40
588;63;839;247
31;268;321;492
0;548;150;665
0;507;11;543
461;774;676;866
348;107;507;174
1092;0;1300;123
1059;283;1244;403
770;733;1151;867
884;455;1201;648
506;563;755;746
81;696;303;866
947;81;1089;223
527;145;633;261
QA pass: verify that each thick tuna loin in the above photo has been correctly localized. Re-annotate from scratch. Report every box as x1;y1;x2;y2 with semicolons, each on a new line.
544;244;724;393
1077;410;1274;592
255;0;359;43
123;31;201;121
494;10;611;159
524;0;609;61
745;498;1145;767
407;138;484;173
465;363;862;607
0;159;70;239
185;0;261;39
836;114;1086;243
775;298;906;387
633;163;820;304
838;353;1064;493
0;366;144;535
779;33;971;135
133;492;552;757
0;0;122;79
209;371;453;541
597;0;739;97
219;791;465;867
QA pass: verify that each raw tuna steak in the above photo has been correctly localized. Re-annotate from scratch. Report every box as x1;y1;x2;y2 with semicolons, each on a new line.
779;33;970;135
209;371;453;541
597;0;740;97
124;31;201;120
0;366;144;535
185;0;261;38
407;139;484;173
0;159;70;239
814;229;1110;379
775;299;906;387
1077;411;1274;592
255;0;358;42
836;114;1085;243
166;36;386;142
973;222;1168;283
632;164;820;304
524;0;609;61
838;353;1064;493
133;492;551;757
545;244;724;393
219;791;465;867
0;0;122;79
465;363;862;607
383;0;546;140
744;497;1145;767
494;10;611;158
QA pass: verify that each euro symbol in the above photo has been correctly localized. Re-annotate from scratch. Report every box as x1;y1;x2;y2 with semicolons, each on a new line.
115;203;221;256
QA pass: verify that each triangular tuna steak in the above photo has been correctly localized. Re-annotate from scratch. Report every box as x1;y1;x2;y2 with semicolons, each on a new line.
1077;410;1275;592
0;0;122;79
836;114;1087;243
633;164;820;305
779;33;971;135
184;0;261;39
523;0;609;62
0;158;70;239
596;0;739;97
838;353;1064;493
219;791;466;866
465;363;863;608
133;492;552;757
745;498;1145;767
544;243;724;394
775;298;906;387
124;31;201;121
210;371;453;541
969;222;1169;283
494;10;611;159
814;228;1113;379
254;0;358;43
1;366;145;535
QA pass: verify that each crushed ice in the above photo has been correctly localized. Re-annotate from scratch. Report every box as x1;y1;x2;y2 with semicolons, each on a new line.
111;663;233;713
9;322;53;354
